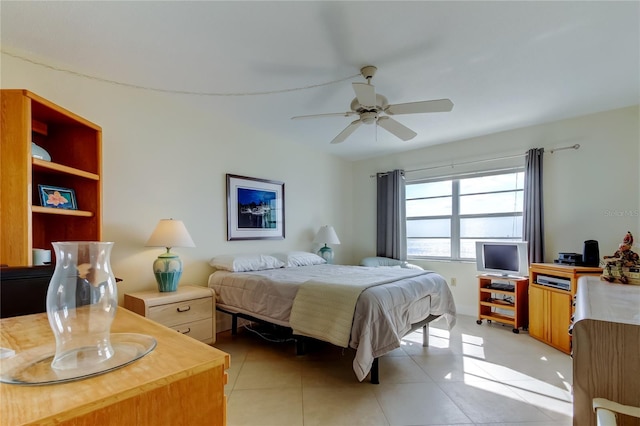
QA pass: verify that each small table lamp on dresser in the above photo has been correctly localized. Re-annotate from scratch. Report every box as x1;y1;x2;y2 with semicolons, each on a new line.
146;219;195;292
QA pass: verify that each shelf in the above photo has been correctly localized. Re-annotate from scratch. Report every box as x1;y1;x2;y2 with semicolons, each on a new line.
32;158;100;180
479;312;515;324
480;301;515;310
32;206;93;217
479;288;514;296
31;119;48;136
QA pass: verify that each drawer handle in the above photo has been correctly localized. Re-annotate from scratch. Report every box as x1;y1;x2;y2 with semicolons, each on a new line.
176;305;191;313
176;327;191;334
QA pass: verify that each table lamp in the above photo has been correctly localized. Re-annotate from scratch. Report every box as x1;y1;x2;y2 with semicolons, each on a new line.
146;219;195;292
313;225;340;264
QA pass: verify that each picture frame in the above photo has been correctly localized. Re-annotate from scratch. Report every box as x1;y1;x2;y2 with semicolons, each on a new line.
38;184;78;210
226;174;285;241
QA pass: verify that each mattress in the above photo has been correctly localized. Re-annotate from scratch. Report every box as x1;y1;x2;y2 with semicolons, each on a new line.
208;264;456;380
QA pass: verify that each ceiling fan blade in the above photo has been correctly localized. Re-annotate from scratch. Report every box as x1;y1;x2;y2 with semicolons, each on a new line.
291;111;355;120
377;116;417;141
331;119;362;144
386;98;454;115
352;82;376;108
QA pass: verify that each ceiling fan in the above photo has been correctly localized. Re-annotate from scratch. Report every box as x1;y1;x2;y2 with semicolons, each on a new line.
291;65;454;144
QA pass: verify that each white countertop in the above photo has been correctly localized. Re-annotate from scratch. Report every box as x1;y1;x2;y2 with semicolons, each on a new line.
574;276;640;325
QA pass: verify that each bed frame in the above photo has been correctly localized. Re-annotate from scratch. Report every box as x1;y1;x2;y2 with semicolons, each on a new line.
216;305;439;384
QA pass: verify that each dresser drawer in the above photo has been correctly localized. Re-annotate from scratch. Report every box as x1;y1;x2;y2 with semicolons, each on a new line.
124;285;216;344
148;297;212;327
169;318;213;342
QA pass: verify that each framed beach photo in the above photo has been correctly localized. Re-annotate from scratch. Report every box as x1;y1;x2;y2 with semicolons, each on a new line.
226;174;285;241
38;184;78;210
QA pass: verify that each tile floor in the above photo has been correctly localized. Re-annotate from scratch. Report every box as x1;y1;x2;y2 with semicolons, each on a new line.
214;314;574;426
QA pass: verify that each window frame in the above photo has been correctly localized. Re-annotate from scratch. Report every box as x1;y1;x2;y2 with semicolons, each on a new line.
406;168;525;261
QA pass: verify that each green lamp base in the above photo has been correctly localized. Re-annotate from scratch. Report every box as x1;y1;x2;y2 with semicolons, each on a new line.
152;251;183;292
317;244;334;264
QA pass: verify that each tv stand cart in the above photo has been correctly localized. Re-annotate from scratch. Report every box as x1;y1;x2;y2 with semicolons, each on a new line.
477;275;529;333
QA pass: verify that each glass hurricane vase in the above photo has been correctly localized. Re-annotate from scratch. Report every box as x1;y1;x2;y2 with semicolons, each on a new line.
46;242;118;371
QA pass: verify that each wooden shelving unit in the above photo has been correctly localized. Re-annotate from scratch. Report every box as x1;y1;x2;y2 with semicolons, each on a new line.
477;275;529;333
1;89;102;266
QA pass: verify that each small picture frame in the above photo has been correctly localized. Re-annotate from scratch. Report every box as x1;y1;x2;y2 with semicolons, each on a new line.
38;185;78;210
226;174;285;241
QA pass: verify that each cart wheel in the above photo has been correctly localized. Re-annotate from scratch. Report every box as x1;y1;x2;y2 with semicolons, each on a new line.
476;320;482;325
512;328;520;334
487;319;492;323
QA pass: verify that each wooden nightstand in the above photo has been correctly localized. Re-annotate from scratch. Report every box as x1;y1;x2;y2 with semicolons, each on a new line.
124;285;216;344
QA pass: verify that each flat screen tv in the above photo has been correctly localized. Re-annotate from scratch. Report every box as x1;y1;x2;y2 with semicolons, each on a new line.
475;241;529;278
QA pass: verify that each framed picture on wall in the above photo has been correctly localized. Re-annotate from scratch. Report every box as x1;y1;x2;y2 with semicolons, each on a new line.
38;184;78;210
226;174;285;241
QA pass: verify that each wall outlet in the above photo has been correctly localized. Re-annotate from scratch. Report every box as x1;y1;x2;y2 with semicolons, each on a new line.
450;277;457;286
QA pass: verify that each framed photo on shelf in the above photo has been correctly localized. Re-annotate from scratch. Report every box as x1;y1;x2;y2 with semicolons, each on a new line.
38;184;78;210
226;174;285;241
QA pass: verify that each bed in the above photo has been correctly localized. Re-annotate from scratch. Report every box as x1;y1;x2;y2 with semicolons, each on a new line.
208;252;456;383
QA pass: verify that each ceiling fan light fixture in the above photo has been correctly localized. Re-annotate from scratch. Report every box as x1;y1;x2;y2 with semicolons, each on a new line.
360;111;378;124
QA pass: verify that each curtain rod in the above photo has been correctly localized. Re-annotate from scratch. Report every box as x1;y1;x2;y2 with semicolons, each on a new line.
371;143;580;177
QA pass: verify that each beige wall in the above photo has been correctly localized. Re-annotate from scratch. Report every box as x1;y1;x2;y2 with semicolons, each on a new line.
353;106;640;315
2;52;639;318
1;53;356;304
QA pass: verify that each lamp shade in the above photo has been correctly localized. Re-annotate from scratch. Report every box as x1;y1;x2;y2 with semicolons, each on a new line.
146;219;195;292
146;219;195;249
313;225;340;245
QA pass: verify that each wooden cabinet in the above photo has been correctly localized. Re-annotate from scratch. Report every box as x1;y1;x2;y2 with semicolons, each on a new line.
1;89;102;267
572;277;640;426
124;285;216;344
0;308;230;425
528;284;572;352
528;263;602;354
477;275;529;333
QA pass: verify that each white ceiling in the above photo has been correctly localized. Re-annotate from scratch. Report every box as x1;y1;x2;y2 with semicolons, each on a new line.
2;1;639;161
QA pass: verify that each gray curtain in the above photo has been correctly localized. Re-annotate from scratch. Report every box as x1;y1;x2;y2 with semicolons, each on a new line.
376;169;407;260
523;148;545;263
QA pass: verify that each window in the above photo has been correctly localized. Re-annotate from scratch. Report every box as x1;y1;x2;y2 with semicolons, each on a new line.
406;169;524;260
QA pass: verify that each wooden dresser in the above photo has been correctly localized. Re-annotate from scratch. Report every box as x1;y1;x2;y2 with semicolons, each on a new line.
0;308;230;425
572;277;640;426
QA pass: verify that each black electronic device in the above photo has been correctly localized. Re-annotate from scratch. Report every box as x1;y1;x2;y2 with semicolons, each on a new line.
583;240;600;267
488;283;515;292
554;252;583;265
0;265;53;318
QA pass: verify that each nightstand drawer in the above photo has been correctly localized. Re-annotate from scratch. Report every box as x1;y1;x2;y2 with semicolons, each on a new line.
169;318;213;342
148;297;212;327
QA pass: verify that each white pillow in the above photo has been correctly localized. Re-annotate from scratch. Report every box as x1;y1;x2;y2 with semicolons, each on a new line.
272;251;326;267
209;254;285;272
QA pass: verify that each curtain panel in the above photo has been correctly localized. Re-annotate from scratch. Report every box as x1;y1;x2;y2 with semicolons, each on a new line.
376;169;407;260
523;148;545;263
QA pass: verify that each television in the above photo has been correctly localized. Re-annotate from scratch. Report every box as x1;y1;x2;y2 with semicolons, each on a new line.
475;241;529;278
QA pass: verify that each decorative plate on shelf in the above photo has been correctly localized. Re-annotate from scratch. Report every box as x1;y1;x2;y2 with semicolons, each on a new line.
31;143;51;161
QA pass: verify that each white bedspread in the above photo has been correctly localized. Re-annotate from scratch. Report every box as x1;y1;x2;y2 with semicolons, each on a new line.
208;264;456;381
289;268;429;348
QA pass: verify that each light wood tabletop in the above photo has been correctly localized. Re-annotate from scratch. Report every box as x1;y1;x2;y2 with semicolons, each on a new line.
1;307;230;426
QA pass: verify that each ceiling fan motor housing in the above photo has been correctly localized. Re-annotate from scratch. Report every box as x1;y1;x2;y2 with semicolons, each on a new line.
360;111;378;124
350;94;389;115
